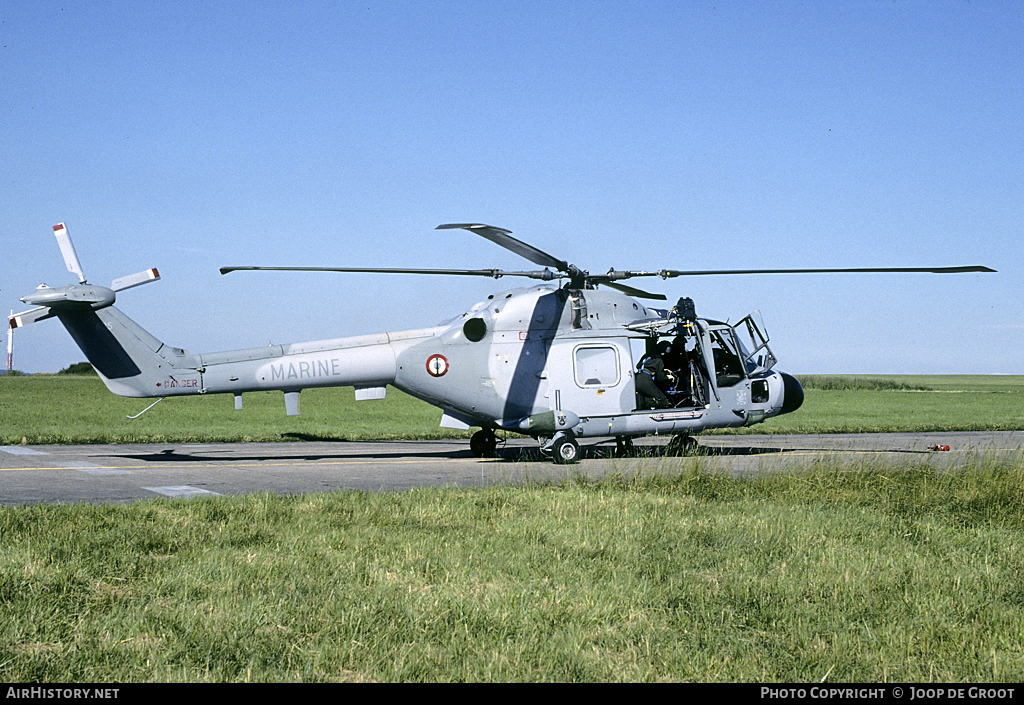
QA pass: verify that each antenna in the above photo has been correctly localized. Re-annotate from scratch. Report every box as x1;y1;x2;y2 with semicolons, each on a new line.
7;310;13;373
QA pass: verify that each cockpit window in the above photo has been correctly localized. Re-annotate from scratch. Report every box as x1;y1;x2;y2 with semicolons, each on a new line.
709;329;745;387
707;312;776;387
733;311;777;374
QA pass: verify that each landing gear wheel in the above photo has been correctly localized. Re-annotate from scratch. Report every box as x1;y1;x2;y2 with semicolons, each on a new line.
615;437;635;458
470;429;498;458
666;434;698;456
552;436;580;464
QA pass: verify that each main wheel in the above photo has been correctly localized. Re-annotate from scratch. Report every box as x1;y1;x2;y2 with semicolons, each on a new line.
614;437;635;458
666;434;698;456
552;436;580;464
470;429;497;458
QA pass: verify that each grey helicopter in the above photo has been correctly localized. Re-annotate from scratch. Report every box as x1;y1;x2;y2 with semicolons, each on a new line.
11;222;994;463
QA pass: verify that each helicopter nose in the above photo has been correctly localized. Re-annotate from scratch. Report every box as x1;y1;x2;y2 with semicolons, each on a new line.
779;373;804;415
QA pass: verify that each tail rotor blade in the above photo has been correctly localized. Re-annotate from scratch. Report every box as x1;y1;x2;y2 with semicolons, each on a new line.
111;268;161;292
52;223;87;283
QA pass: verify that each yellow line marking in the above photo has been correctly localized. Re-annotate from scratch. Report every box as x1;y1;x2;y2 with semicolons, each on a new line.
0;457;487;472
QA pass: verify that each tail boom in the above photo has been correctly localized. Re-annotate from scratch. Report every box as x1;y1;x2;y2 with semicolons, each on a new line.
57;304;426;402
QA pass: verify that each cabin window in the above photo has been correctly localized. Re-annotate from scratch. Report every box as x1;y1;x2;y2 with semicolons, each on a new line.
574;345;620;388
464;317;487;342
752;379;769;404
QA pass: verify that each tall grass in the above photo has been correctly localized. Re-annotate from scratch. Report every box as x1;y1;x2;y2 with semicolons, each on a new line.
2;455;1023;682
797;375;932;391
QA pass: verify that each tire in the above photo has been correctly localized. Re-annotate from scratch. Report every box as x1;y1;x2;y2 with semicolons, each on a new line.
666;434;698;456
552;436;580;464
470;430;497;458
615;437;635;458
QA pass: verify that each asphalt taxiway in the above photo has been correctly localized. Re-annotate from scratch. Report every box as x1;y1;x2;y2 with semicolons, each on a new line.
1;431;1021;506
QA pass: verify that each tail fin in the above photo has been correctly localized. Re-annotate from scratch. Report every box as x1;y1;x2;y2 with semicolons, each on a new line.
56;306;200;398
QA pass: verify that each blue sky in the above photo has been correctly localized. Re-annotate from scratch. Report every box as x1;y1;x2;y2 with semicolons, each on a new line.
3;1;1021;375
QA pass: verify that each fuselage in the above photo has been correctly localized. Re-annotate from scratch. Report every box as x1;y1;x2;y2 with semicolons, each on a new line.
50;281;801;440
89;283;800;438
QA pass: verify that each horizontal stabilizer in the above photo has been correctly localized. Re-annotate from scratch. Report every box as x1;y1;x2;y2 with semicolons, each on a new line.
9;307;55;329
112;268;161;292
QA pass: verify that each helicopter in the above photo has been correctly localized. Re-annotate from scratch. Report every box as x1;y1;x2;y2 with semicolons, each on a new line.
10;222;995;464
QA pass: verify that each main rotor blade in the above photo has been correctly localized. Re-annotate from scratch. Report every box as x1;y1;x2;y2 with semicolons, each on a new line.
657;266;996;278
436;224;570;272
219;265;561;281
596;280;667;301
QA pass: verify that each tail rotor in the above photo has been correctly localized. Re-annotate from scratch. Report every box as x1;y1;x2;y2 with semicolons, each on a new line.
9;223;162;330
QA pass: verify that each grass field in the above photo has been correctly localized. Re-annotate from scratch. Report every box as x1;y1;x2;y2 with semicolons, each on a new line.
2;374;1023;681
2;374;1023;445
775;375;1024;434
2;461;1023;682
0;375;468;445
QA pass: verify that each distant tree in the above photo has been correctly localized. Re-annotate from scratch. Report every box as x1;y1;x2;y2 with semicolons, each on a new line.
58;362;96;375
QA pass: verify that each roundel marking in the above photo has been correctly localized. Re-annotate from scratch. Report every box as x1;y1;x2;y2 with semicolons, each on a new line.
426;354;449;377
